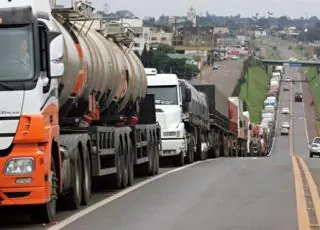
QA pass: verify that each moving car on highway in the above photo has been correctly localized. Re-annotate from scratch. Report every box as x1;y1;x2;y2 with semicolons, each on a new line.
295;92;303;102
289;57;298;62
280;127;289;136
283;85;289;91
309;137;320;158
281;107;290;114
282;121;290;129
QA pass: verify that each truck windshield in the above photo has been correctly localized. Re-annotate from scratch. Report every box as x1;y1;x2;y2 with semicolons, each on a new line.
147;86;178;105
0;25;34;81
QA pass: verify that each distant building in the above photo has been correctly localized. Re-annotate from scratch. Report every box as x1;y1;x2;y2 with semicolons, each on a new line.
187;6;197;26
150;29;173;46
49;0;56;7
173;26;214;51
116;18;143;27
131;27;150;55
254;29;267;38
214;27;230;35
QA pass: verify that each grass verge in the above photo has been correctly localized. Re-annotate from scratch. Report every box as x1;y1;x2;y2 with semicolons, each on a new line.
305;67;320;133
238;66;270;123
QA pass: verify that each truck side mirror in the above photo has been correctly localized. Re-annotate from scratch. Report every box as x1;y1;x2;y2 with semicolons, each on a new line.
185;88;191;103
48;32;64;78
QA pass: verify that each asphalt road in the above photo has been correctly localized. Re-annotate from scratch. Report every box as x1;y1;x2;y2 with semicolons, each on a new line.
191;59;244;96
274;40;320;199
39;72;300;230
3;41;320;230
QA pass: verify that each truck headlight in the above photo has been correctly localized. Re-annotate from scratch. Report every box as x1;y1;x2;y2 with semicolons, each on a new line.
4;158;34;175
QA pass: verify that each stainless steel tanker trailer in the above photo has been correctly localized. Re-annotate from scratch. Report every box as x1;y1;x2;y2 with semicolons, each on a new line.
0;0;160;223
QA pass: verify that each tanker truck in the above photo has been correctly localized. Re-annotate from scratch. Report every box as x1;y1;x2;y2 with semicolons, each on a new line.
0;1;160;223
146;69;209;166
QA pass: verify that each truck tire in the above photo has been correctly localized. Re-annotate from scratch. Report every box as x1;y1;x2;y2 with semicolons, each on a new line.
113;144;124;188
30;156;58;223
127;140;134;186
152;141;159;175
81;145;92;205
310;152;314;158
122;142;129;188
65;149;83;209
175;151;185;167
186;136;195;163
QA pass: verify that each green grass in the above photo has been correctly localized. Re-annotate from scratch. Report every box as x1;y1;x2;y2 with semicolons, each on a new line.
266;45;280;60
294;45;310;59
239;66;270;123
305;67;320;132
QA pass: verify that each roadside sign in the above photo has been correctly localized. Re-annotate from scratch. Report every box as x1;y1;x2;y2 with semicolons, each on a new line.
289;63;302;67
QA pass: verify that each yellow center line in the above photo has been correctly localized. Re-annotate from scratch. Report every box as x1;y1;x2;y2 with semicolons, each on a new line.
292;156;310;229
297;156;320;225
289;68;320;229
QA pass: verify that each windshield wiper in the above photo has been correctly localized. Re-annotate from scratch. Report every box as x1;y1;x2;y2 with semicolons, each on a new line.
0;82;16;91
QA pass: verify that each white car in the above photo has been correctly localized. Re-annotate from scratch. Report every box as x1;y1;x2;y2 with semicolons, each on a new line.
289;57;298;62
282;77;291;82
309;137;320;158
282;121;290;129
281;107;290;114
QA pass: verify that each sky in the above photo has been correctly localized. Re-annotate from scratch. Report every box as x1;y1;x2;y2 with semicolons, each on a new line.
57;0;320;19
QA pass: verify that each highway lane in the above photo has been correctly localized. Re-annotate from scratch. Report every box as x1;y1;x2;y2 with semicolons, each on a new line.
46;77;299;230
192;59;244;96
0;168;172;230
53;158;297;230
274;39;320;200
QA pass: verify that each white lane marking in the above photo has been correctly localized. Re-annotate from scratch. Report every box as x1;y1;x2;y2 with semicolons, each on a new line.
298;72;310;143
46;158;223;230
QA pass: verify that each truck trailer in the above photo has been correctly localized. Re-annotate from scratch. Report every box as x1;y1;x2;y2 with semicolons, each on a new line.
228;97;248;156
0;1;160;223
192;84;230;158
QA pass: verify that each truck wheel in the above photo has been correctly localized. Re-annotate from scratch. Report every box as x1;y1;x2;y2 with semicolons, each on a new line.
31;157;58;223
152;141;159;175
174;151;185;167
186;136;195;163
113;144;124;188
81;145;92;205
122;142;129;188
199;147;207;161
310;152;314;158
65;150;82;209
127;141;134;186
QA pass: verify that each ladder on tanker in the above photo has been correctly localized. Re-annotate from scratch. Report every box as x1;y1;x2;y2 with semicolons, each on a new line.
51;1;135;47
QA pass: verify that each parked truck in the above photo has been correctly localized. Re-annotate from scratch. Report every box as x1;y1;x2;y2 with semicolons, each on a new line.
193;84;231;158
249;124;261;156
0;1;161;223
146;69;209;166
228;97;248;156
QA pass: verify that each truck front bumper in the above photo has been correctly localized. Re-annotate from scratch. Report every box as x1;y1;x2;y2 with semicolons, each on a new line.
160;138;186;157
0;146;49;206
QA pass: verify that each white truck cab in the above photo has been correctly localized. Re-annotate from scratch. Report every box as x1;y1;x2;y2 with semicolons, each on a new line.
146;70;188;163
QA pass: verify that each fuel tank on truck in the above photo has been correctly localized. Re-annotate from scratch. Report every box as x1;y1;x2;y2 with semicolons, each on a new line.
51;16;147;118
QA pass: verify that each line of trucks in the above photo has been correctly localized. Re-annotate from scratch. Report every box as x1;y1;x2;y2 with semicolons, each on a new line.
0;0;265;224
249;65;285;156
